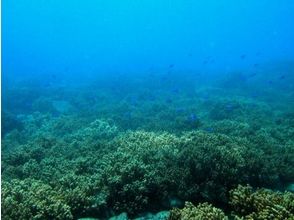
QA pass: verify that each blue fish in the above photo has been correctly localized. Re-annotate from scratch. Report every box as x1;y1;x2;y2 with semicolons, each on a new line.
188;113;198;122
248;73;257;78
225;104;234;111
175;107;185;113
240;54;246;59
166;98;173;104
171;87;180;94
204;127;214;133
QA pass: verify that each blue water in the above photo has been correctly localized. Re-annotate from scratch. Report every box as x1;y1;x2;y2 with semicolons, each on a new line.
3;0;294;80
2;1;294;219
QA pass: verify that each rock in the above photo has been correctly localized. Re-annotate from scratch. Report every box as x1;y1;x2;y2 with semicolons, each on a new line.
286;183;294;192
109;212;128;220
134;211;170;220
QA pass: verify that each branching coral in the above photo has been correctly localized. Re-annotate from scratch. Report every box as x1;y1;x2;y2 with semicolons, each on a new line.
229;185;294;219
2;179;73;220
169;202;228;220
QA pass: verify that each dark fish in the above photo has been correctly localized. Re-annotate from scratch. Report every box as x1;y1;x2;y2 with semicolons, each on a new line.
161;75;169;82
148;73;155;78
166;98;173;104
251;93;259;98
248;73;257;78
43;82;52;88
240;54;246;59
169;64;174;68
203;60;208;65
130;97;139;106
279;75;285;80
171;87;180;94
88;95;97;103
268;80;273;85
253;63;259;68
148;95;156;101
24;101;32;108
123;112;132;119
175;107;185;113
226;104;234;111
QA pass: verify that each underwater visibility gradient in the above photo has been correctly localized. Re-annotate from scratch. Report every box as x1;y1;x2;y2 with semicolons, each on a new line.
2;0;294;219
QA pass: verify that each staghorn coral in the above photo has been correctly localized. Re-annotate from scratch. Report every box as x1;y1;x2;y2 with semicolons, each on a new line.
169;202;228;220
229;185;294;219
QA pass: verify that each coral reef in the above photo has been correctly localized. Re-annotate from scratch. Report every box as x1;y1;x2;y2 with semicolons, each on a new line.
2;71;294;219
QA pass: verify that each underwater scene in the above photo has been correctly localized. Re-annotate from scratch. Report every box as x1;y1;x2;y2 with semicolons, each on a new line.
1;1;294;219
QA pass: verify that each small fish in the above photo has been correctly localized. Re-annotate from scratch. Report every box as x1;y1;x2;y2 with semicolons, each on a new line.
268;80;273;85
148;73;155;78
123;112;132;119
171;87;180;94
226;104;234;111
253;63;259;68
240;54;246;59
203;60;208;65
166;98;173;104
129;97;139;106
169;64;174;68
251;93;259;98
248;73;257;78
204;127;214;133
43;82;52;88
88;95;97;103
161;75;169;82
188;113;198;122
175;107;185;113
279;75;285;80
24;101;32;108
148;95;156;101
